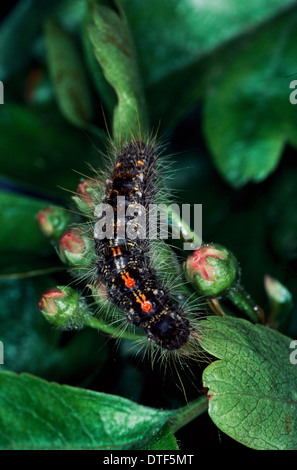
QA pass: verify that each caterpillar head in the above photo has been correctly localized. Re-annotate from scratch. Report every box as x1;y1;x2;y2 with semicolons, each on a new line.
145;307;191;351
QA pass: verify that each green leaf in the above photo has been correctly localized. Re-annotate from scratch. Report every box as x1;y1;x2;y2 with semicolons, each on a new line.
0;191;64;277
82;6;117;118
44;18;94;128
0;0;61;80
0;277;59;375
0;191;53;255
203;8;297;187
0;278;107;380
200;316;297;450
140;424;179;450
87;3;148;140
54;0;86;32
122;0;296;127
123;0;295;88
0;104;102;196
0;372;174;450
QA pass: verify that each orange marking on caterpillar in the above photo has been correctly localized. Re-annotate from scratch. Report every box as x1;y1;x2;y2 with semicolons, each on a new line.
121;272;136;289
142;301;153;313
94;142;192;351
135;293;152;313
111;247;122;256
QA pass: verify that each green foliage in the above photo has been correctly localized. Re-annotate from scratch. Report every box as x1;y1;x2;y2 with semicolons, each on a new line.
0;192;52;254
0;0;296;452
0;278;107;381
0;372;176;450
87;2;149;140
203;7;297;187
201;316;297;450
44;17;94;128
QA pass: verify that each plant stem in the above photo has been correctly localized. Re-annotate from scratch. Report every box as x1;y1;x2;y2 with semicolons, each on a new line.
165;206;203;249
0;266;65;280
227;284;259;323
84;315;143;341
170;395;208;433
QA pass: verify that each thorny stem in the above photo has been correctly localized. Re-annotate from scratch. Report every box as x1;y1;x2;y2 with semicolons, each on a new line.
170;395;209;433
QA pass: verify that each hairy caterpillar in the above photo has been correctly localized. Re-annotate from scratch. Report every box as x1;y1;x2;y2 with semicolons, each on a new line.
67;135;205;365
94;140;192;351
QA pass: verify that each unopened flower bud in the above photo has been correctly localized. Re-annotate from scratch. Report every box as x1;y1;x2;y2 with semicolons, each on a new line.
39;286;89;329
265;275;293;306
88;280;109;306
37;205;71;239
264;275;293;331
58;228;92;267
38;287;65;315
185;243;238;297
73;179;100;213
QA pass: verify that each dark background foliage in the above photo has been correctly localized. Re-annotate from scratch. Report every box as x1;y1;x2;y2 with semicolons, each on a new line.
0;0;296;450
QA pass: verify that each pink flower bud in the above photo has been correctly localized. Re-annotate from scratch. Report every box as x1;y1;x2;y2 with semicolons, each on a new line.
60;229;85;254
39;286;88;329
37;205;71;239
73;179;100;213
58;228;92;267
185;243;238;296
38;288;65;315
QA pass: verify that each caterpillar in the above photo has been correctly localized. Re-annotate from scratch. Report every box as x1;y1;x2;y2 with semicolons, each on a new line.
94;140;192;351
72;136;204;364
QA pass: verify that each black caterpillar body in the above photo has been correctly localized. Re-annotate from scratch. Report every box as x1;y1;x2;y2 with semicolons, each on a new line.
94;141;191;351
